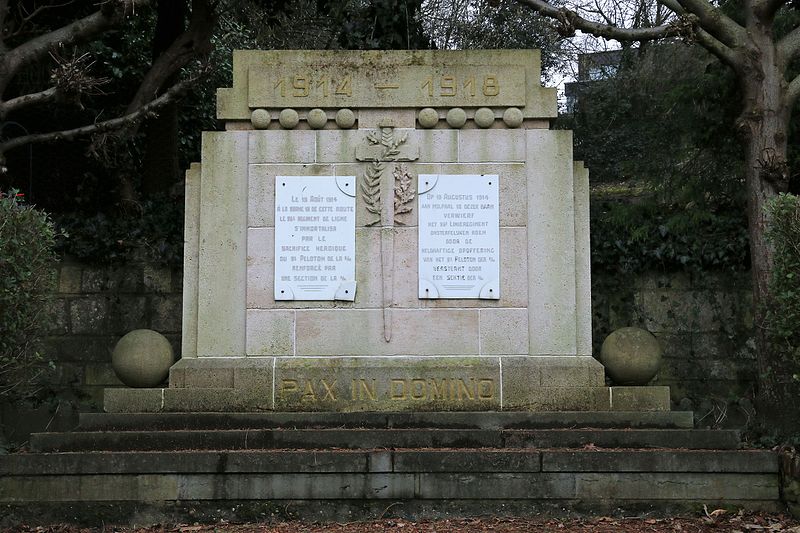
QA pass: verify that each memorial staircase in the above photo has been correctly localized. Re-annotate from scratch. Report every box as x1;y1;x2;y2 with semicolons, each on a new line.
0;411;783;525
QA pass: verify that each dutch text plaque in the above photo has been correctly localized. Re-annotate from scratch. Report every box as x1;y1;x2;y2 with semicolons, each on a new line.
274;176;357;301
418;174;500;299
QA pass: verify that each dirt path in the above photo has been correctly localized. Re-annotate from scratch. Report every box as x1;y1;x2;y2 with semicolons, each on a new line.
4;512;800;533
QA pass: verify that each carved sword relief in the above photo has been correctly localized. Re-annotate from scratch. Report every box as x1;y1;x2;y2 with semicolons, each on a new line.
356;126;419;341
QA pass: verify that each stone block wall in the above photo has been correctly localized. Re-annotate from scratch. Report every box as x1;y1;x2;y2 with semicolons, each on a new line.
592;270;756;428
42;259;183;409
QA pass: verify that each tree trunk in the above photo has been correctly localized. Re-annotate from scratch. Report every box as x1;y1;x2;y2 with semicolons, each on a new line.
140;0;187;197
738;28;797;432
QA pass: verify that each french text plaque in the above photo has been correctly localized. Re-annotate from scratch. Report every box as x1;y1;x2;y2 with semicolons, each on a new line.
418;174;500;299
274;176;357;301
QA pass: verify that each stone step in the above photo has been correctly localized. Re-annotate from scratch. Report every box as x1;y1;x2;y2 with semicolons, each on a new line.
77;410;695;431
30;428;741;453
0;449;777;476
0;448;781;521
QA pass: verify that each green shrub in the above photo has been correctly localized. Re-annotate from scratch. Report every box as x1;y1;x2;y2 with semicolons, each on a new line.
765;193;800;371
591;200;750;274
53;197;183;265
0;191;57;400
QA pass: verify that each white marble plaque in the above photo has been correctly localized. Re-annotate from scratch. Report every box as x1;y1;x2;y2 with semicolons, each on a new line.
418;174;500;299
274;175;357;301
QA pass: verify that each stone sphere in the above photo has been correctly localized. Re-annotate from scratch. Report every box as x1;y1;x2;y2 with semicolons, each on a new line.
418;107;439;128
335;108;356;129
446;108;467;128
503;107;524;128
250;108;271;129
474;107;495;128
307;108;328;129
600;327;662;385
112;329;175;388
279;108;300;129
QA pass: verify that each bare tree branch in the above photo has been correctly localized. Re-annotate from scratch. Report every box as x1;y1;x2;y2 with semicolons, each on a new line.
0;0;149;95
515;0;677;42
125;0;214;115
693;26;742;69
786;72;800;108
9;0;77;38
673;0;745;47
0;0;9;51
753;0;788;23
655;0;741;69
778;25;800;64
0;76;192;164
0;87;57;119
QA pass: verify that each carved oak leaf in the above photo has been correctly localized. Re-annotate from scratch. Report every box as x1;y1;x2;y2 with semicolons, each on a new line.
393;164;414;222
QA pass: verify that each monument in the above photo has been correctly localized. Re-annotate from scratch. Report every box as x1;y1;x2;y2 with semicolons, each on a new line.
106;50;669;413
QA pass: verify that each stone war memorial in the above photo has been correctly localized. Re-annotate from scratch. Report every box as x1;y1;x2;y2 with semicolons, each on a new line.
1;50;783;522
105;49;668;413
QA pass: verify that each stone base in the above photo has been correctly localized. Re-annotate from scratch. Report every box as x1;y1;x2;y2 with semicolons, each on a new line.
103;356;671;413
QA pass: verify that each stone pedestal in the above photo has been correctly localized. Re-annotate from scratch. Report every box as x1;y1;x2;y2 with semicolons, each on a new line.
105;50;667;413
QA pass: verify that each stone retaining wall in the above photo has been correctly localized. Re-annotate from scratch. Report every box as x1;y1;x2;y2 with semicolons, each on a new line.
41;259;183;408
592;270;756;428
13;262;755;430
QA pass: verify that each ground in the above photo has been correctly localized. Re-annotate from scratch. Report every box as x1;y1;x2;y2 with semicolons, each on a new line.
3;512;800;533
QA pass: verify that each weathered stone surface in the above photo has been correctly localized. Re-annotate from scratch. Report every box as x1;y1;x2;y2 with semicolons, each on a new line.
575;473;777;500
143;265;171;293
58;265;82;293
573;162;592;356
103;388;163;413
526;129;578;356
182;163;201;358
112;329;175;388
480;309;528;355
542;450;777;473
77;410;695;431
417;130;457;162
197;131;248;357
459;130;525;162
45;299;69;335
179;473;415;500
316;130;361;162
108;295;147;335
601;327;663;385
57;337;112;362
610;386;670;412
294;309;480;356
246;310;294;355
84;364;124;387
70;297;107;334
335;108;356;129
249;130;315;164
394;450;541;472
502;387;610;412
357;109;416;129
150;295;182;334
0;474;178;502
503;356;605;390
